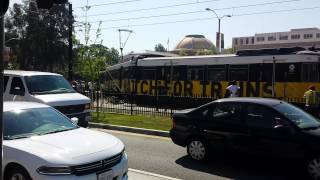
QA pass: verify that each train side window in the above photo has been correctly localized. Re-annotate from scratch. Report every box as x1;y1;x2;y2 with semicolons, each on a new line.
122;68;129;79
301;63;319;82
208;67;226;81
229;65;249;81
187;67;204;80
143;68;156;80
173;66;186;80
109;71;119;80
248;64;261;81
262;64;272;82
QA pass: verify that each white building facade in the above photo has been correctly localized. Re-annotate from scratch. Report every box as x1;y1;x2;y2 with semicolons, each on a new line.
233;28;320;50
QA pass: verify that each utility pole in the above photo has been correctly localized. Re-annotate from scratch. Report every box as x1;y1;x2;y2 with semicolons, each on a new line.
68;3;73;80
1;0;10;178
0;16;4;180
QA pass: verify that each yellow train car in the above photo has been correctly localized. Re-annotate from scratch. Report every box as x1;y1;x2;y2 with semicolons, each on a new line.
103;48;320;107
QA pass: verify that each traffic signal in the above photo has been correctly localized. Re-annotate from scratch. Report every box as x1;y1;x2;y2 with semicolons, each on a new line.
36;0;68;9
1;0;9;16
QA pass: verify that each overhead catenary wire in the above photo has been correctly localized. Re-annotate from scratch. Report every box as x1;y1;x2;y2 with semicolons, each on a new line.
75;0;144;9
86;10;206;24
76;0;302;18
82;0;305;24
77;0;221;18
82;6;320;31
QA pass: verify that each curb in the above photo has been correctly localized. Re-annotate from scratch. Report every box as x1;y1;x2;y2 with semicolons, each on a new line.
89;122;170;137
129;168;181;180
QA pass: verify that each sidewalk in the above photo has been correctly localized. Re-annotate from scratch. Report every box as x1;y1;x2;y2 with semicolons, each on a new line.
128;169;181;180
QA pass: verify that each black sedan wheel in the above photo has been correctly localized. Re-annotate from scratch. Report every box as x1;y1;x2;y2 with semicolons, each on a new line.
187;139;208;161
308;157;320;180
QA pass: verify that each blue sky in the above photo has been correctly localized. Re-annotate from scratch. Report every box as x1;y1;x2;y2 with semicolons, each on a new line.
9;0;320;54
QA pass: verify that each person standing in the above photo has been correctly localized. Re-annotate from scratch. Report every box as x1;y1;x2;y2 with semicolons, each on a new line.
304;85;318;117
88;81;94;102
226;80;240;98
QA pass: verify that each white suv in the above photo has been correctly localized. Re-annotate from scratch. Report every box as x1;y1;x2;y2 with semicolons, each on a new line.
4;70;91;127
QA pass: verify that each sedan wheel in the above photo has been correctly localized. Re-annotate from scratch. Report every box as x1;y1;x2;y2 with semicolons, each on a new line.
10;173;27;180
187;139;207;161
5;167;31;180
308;157;320;180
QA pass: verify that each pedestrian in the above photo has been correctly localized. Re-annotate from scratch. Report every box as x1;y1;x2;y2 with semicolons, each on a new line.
71;79;78;91
88;81;95;102
226;80;240;98
304;85;318;117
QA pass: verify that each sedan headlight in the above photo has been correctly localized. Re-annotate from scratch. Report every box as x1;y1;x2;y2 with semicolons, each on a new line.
37;166;72;175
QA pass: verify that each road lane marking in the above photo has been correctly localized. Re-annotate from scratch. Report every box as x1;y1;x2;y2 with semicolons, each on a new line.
129;168;182;180
92;128;171;141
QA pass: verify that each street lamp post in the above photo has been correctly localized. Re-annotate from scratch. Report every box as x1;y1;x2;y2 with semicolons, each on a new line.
205;8;231;53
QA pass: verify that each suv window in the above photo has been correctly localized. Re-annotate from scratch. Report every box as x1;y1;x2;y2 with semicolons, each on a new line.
10;77;25;96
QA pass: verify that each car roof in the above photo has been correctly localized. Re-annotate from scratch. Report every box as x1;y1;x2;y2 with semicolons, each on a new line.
214;97;284;107
4;101;50;112
4;70;61;77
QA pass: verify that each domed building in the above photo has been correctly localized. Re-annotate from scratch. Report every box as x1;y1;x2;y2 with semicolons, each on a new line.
171;35;216;55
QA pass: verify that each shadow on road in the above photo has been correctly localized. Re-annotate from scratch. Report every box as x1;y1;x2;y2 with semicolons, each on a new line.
175;153;306;180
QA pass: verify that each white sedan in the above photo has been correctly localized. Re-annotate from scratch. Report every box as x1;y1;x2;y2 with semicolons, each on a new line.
3;101;128;180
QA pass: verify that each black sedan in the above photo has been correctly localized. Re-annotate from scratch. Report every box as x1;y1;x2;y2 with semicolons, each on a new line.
170;98;320;180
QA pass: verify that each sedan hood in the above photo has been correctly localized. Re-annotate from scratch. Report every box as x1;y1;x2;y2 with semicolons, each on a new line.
33;93;90;106
4;128;123;164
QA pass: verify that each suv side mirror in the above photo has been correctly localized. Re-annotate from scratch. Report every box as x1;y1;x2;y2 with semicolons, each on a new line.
12;86;25;96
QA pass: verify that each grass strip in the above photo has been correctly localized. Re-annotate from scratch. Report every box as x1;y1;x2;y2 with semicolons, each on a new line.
92;112;172;131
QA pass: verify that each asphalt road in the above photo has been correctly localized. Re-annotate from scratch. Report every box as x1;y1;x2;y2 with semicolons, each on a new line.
96;129;306;180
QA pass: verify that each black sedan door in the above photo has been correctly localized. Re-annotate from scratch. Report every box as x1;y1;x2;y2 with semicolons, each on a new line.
244;104;301;158
194;102;251;153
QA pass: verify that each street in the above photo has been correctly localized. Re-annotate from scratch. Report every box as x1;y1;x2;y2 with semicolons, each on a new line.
96;129;306;180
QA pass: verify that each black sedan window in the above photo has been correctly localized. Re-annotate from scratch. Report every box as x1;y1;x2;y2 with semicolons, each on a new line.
246;105;277;129
274;103;320;129
212;103;242;122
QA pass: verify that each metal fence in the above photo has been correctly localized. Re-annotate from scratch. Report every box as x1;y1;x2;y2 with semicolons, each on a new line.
82;91;306;117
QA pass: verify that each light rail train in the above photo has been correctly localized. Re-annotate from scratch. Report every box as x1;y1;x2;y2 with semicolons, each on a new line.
103;47;320;106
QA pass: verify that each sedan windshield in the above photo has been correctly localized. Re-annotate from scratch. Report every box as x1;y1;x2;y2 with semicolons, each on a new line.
274;103;320;129
25;75;75;95
4;107;78;140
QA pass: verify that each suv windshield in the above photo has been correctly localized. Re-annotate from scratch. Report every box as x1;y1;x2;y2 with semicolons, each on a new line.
4;107;78;140
274;103;320;129
25;75;75;95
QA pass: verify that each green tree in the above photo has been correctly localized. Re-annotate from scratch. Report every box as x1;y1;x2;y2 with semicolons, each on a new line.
73;21;120;82
5;1;70;74
155;43;167;52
